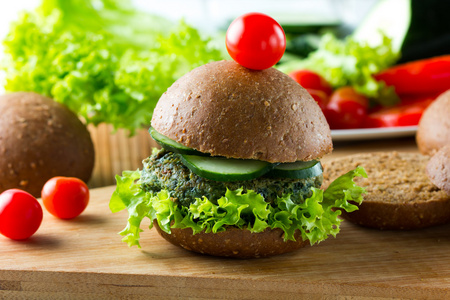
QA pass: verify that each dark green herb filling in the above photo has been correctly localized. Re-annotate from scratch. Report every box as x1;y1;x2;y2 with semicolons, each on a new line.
140;149;323;207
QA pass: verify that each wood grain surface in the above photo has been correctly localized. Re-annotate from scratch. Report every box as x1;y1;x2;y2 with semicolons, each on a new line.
1;136;449;299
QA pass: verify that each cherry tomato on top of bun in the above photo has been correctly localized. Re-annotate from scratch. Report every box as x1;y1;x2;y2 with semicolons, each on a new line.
0;189;43;240
41;176;89;220
226;12;286;70
325;86;369;129
289;70;333;96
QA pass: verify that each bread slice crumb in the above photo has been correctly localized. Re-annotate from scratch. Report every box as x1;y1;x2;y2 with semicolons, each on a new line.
323;152;450;230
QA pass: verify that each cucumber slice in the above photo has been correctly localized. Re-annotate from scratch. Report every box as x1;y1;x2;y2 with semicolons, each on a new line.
180;154;273;182
266;160;323;179
149;127;207;156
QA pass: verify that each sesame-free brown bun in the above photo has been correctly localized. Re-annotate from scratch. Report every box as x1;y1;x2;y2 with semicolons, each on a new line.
322;152;450;230
0;92;95;197
427;145;450;195
416;90;450;156
154;221;308;258
151;60;332;163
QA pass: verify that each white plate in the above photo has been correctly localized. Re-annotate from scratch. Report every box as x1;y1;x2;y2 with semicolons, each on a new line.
331;126;418;141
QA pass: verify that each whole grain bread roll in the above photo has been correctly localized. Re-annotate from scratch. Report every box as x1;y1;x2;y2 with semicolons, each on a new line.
154;221;308;258
0;92;95;197
322;152;450;230
416;90;450;156
427;145;450;195
151;60;332;163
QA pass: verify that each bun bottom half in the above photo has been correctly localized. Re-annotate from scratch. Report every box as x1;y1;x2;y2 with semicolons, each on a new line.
153;221;309;258
339;199;450;230
322;152;450;230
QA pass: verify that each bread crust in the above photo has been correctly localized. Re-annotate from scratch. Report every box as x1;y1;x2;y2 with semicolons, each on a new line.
153;221;308;258
0;92;95;197
322;152;450;230
416;90;450;156
338;199;450;230
427;145;450;195
151;60;332;163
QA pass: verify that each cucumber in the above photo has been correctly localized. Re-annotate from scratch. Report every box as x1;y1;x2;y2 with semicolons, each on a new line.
266;160;323;179
180;154;273;182
399;0;450;63
353;0;450;63
353;0;411;53
149;127;207;156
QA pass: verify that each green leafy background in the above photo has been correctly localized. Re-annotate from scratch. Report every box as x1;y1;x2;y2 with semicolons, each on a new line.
1;0;401;131
1;0;224;133
277;33;400;106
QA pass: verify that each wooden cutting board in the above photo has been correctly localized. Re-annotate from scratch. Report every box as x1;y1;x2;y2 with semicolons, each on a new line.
0;185;448;299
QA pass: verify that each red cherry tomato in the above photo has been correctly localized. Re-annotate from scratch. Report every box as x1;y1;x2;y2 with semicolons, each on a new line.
41;177;89;219
307;89;329;111
226;12;286;70
0;189;43;240
289;70;333;96
325;87;369;129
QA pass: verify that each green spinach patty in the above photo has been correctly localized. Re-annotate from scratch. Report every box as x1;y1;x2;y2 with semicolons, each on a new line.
140;149;323;207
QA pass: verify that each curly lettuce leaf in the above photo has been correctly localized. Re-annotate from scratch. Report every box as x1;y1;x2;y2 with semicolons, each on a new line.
324;166;367;211
110;167;367;248
278;33;400;106
110;170;151;247
1;0;224;133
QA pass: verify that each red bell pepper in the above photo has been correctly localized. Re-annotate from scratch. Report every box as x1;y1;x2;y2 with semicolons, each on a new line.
375;55;450;95
363;95;436;128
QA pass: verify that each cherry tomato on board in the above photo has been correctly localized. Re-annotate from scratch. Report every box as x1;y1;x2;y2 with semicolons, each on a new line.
289;70;333;96
41;177;89;220
0;189;43;240
226;12;286;70
325;86;369;129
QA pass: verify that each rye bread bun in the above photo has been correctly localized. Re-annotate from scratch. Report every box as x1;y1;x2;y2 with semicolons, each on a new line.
427;145;450;195
322;152;450;230
153;221;308;258
0;92;95;197
151;60;332;163
416;90;450;156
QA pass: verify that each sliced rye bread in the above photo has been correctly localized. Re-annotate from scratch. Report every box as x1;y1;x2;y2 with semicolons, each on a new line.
322;152;450;230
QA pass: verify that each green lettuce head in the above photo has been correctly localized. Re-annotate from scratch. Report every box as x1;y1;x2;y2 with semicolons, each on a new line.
1;0;224;133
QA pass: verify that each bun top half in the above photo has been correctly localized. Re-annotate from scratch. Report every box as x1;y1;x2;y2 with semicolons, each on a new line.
151;60;332;163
